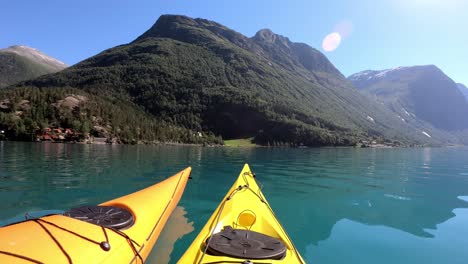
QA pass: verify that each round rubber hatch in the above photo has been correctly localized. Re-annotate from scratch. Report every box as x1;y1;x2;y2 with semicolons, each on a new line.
64;206;134;230
206;226;286;260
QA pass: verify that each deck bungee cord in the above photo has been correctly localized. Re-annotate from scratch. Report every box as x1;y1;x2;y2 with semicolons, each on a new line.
0;167;192;264
0;250;43;264
202;261;274;264
195;170;305;264
198;184;245;264
1;211;145;264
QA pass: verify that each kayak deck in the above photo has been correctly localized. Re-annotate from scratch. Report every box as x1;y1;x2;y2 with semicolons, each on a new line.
0;167;191;264
178;164;305;263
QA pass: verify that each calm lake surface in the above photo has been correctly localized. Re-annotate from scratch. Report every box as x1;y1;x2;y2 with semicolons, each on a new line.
1;141;468;263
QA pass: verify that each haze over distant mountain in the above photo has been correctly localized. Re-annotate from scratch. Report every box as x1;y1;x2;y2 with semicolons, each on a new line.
349;65;468;131
457;83;468;101
0;45;67;88
1;15;459;145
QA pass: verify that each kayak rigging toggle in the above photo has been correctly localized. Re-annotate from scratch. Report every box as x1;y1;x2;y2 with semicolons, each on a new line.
99;225;111;251
100;241;111;251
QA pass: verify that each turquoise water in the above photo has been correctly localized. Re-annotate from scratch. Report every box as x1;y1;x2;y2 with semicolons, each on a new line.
1;142;468;263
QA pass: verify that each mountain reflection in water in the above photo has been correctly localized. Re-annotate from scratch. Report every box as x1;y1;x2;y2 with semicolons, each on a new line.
147;206;194;264
1;142;468;263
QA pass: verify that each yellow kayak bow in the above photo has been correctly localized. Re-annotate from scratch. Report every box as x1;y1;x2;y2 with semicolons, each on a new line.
178;164;305;263
0;167;191;264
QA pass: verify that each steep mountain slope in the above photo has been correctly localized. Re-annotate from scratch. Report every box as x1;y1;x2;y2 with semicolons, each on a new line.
9;15;450;145
0;46;67;88
457;83;468;101
349;65;468;131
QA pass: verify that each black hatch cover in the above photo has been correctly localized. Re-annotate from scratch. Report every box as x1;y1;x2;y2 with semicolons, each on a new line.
64;205;134;230
206;226;286;260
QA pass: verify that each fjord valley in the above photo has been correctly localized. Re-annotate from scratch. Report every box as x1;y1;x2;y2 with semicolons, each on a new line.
2;2;468;264
1;15;467;147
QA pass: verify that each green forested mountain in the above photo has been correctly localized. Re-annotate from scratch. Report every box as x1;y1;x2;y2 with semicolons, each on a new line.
0;87;222;144
349;65;468;131
0;46;67;88
2;15;455;146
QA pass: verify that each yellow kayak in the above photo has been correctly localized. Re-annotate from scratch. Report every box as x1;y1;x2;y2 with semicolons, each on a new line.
0;167;191;264
178;164;305;263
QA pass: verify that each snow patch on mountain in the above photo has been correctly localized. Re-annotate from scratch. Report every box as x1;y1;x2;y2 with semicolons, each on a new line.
366;115;375;123
348;70;376;81
402;108;411;116
422;131;431;138
349;67;410;82
374;67;409;78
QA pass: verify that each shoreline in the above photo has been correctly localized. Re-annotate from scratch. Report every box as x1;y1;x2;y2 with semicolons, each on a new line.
0;139;464;148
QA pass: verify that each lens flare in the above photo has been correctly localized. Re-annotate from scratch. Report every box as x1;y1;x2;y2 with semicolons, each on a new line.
334;20;353;38
322;32;342;52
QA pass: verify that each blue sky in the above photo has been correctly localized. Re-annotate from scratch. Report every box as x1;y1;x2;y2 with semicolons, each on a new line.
2;0;467;84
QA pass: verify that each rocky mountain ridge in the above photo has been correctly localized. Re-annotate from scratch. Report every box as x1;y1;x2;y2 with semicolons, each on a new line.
1;15;463;146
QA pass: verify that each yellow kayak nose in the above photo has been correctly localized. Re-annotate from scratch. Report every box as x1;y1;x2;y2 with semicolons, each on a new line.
178;164;305;263
0;167;192;264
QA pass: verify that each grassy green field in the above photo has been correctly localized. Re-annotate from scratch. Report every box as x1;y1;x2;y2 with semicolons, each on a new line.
223;138;256;147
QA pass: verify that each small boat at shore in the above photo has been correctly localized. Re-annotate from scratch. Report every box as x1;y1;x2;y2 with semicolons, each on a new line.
178;164;305;263
0;167;191;264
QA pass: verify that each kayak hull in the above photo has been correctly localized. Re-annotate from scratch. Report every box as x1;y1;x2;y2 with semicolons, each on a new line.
178;164;304;263
0;167;191;264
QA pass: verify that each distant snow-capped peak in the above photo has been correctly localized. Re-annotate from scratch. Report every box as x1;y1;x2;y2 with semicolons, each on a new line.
0;45;68;69
373;66;409;78
349;66;410;81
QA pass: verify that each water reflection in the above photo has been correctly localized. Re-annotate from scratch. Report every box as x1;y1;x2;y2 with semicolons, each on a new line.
423;147;432;165
1;143;468;264
305;206;468;264
0;142;194;218
240;147;468;264
147;206;194;264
